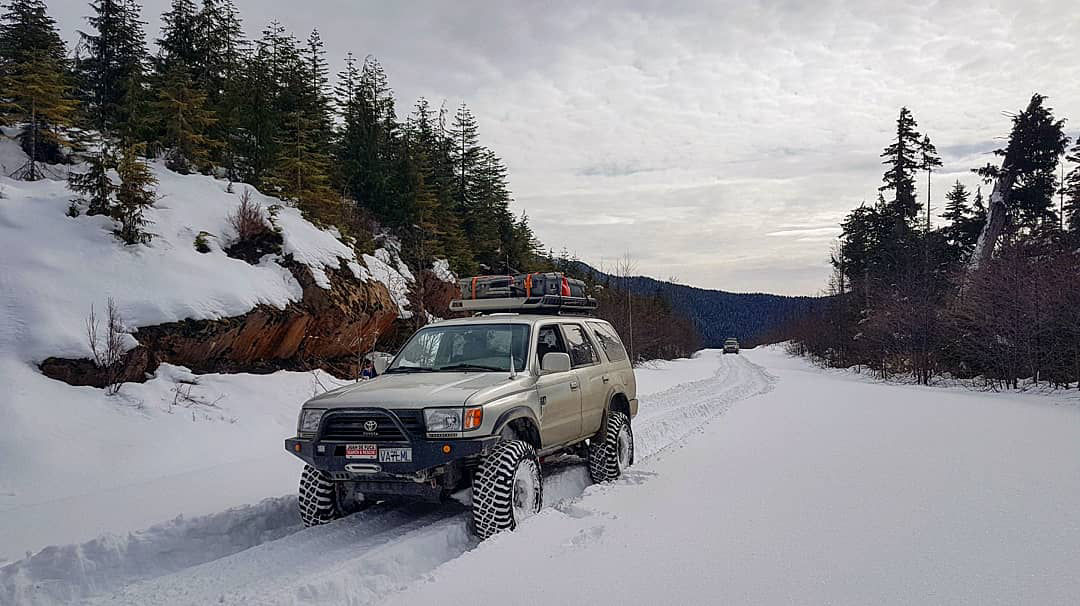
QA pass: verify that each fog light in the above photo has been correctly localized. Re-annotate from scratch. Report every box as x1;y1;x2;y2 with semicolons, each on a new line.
442;444;451;454
293;443;302;452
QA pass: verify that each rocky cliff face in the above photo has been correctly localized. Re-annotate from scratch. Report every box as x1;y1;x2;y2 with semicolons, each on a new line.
41;259;407;386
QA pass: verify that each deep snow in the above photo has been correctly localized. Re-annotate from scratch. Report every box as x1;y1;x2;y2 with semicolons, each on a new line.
0;350;748;605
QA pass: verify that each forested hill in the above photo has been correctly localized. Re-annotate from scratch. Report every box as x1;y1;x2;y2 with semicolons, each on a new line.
571;263;823;347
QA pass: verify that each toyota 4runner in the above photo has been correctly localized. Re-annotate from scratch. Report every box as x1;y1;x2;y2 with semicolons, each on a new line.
285;294;637;539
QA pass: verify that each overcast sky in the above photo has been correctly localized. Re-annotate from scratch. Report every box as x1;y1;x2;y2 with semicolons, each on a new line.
53;0;1080;295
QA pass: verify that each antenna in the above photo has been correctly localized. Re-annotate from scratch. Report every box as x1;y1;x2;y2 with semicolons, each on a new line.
508;323;517;379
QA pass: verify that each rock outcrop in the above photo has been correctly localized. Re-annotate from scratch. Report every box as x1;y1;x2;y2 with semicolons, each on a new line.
41;259;402;386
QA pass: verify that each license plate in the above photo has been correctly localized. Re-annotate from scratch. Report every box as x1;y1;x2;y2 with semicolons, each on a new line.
378;447;412;463
345;443;377;459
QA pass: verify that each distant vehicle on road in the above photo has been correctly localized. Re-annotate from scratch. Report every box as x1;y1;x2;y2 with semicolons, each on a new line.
723;338;740;354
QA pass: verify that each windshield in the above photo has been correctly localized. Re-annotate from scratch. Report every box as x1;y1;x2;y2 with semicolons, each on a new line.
386;323;530;373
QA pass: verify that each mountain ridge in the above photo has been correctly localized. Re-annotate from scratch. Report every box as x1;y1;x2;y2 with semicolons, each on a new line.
571;262;823;347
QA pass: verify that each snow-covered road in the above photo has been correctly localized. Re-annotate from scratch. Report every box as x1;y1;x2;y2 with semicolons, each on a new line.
1;350;772;605
5;347;1079;605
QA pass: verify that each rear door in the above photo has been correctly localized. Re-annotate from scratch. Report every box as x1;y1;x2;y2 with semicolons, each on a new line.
589;320;636;408
535;322;582;447
560;322;607;436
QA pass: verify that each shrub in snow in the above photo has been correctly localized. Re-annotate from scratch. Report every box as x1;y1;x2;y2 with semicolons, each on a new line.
228;189;271;241
194;231;213;253
225;189;283;264
86;298;127;395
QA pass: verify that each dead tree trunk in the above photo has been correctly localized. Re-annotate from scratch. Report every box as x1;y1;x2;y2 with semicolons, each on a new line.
961;170;1014;296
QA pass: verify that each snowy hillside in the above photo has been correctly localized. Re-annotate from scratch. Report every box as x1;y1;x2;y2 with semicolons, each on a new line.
0;148;419;563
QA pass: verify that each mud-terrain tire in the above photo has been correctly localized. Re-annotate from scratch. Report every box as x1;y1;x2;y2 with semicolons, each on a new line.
298;465;363;527
588;411;634;483
472;440;542;539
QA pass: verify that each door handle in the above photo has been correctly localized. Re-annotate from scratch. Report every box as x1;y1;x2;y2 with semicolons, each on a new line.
569;380;580;390
602;376;610;383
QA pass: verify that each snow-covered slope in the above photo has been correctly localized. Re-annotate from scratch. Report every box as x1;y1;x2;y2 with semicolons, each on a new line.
0;152;417;563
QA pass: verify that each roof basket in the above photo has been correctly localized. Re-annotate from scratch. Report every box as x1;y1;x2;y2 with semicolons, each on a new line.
450;295;598;316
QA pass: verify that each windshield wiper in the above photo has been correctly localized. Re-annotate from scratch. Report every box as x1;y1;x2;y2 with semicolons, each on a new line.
437;363;505;372
384;366;438;374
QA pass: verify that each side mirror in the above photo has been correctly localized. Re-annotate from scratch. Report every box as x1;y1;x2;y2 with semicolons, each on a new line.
541;352;571;374
373;354;392;375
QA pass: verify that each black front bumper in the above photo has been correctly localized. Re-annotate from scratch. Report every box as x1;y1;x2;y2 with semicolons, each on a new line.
284;407;499;476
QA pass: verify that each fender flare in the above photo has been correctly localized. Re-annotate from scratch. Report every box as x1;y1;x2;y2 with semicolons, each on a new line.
492;406;541;439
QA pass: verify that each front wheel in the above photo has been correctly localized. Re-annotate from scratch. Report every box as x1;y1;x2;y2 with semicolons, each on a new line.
472;440;542;539
298;465;364;527
588;411;634;483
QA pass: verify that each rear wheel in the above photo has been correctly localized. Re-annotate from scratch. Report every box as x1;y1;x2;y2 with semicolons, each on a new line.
298;465;364;527
472;440;542;539
588;411;634;483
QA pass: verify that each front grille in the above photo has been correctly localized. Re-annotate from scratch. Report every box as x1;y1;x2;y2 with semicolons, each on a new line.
320;410;424;442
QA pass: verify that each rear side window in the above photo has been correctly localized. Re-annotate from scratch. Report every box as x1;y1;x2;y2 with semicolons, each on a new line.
561;324;600;367
591;322;628;362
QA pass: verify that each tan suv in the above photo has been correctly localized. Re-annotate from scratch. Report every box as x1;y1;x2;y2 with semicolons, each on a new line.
285;311;637;539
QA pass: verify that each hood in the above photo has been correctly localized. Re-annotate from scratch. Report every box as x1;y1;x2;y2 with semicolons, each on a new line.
306;372;528;409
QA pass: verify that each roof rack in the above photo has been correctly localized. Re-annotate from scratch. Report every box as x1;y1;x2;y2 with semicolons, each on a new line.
450;295;598;316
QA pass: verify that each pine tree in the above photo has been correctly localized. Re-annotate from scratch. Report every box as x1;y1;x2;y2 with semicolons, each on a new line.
266;108;335;216
0;0;64;65
155;0;199;76
941;180;979;258
113;142;156;244
68;144;117;216
975;94;1068;233
879;107;924;223
450;102;481;213
919;133;942;230
2;49;77;179
302;29;332;144
0;0;75;175
194;0;245;174
75;0;147;137
151;63;219;174
233;21;296;186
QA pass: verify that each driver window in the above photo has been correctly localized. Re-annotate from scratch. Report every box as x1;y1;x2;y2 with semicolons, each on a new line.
536;324;568;364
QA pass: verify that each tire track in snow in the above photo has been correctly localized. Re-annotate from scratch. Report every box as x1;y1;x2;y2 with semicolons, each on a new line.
2;351;773;606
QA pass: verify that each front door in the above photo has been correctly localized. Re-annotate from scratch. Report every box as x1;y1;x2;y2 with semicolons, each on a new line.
535;323;582;447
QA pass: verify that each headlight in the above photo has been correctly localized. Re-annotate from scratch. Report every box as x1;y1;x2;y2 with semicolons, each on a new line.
424;408;463;432
299;409;325;434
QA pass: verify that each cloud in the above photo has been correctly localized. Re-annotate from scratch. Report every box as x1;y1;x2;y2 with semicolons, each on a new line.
50;0;1080;295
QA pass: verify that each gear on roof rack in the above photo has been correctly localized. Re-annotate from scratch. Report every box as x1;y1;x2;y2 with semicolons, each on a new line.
452;272;597;315
450;295;598;316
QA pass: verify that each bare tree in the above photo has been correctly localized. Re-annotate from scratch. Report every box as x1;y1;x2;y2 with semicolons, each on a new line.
86;298;126;394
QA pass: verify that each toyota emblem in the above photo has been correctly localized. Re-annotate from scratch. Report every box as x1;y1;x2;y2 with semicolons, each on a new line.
363;420;378;432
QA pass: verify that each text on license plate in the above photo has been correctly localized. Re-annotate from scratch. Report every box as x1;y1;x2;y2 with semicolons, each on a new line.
378;448;412;463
